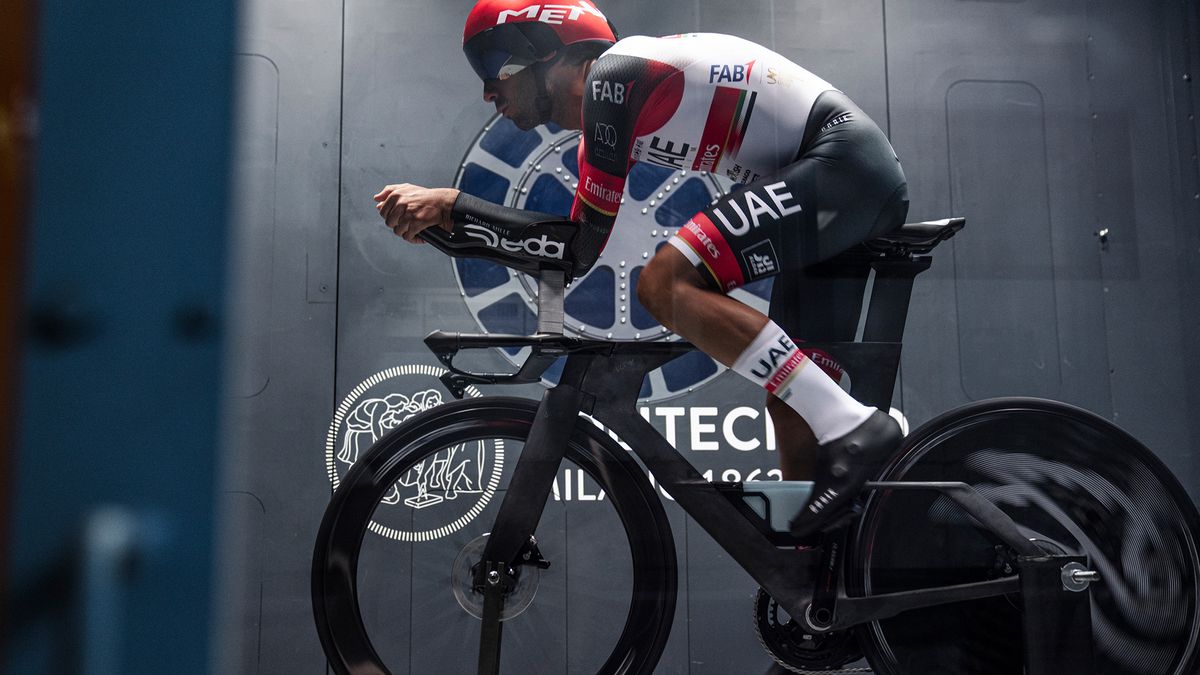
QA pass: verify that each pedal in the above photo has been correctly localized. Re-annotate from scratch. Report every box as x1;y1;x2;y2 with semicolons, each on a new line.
817;503;863;534
788;501;864;543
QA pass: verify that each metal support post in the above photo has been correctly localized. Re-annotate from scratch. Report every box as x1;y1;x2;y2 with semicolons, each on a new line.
1018;554;1096;675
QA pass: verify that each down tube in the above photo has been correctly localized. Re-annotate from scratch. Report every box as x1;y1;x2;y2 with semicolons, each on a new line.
594;404;816;619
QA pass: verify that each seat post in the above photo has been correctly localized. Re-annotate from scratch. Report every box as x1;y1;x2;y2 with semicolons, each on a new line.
859;257;933;344
536;270;566;335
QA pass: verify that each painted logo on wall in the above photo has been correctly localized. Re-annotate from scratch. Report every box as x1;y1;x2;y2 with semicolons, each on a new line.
325;365;504;541
451;114;776;401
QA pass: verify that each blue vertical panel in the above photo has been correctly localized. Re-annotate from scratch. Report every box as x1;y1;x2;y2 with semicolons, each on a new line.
947;80;1062;400
7;0;235;673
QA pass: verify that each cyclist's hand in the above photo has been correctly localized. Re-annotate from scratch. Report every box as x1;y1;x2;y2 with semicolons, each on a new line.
373;184;458;243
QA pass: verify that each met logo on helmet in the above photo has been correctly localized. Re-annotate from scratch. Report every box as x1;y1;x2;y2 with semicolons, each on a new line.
497;0;605;25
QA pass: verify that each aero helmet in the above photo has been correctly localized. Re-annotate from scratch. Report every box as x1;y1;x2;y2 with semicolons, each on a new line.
463;0;617;82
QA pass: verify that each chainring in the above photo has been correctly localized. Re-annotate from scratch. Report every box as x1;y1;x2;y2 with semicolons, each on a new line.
753;588;872;673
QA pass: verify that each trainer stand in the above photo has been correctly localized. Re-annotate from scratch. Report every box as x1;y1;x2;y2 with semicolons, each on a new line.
769;220;1098;674
740;479;1098;673
864;482;1097;675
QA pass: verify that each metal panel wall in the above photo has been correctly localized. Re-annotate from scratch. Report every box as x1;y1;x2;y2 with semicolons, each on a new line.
219;0;1200;672
1085;0;1197;483
885;0;1113;423
216;0;343;671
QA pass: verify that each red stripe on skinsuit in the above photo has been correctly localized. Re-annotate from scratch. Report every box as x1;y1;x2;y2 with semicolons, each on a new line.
572;163;625;217
765;350;808;395
676;213;745;291
692;86;740;172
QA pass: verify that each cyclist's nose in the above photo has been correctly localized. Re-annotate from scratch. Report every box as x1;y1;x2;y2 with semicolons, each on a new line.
482;83;498;104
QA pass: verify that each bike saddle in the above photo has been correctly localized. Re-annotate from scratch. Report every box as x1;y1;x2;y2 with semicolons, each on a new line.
864;217;965;256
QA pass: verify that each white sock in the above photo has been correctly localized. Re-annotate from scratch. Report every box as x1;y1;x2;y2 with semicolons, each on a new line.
731;321;874;444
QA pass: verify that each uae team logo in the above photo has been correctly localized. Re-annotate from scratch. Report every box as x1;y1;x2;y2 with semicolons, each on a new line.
325;365;504;542
451;114;776;401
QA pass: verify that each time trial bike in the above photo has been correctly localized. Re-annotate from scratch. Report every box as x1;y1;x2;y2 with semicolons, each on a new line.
312;213;1200;674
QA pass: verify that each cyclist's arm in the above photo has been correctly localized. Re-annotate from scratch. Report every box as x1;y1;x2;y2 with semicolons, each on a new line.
450;191;609;276
450;51;681;274
453;44;652;274
567;51;684;273
451;191;561;229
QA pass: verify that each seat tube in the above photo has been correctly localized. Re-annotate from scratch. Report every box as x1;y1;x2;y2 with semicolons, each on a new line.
859;258;929;343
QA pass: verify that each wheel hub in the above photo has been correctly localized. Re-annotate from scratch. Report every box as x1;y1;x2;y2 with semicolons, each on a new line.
451;534;540;621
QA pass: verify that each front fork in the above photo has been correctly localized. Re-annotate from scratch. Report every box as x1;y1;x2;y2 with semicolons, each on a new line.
474;536;551;675
472;361;593;674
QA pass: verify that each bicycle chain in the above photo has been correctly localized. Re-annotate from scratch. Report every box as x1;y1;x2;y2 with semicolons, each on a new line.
751;591;874;674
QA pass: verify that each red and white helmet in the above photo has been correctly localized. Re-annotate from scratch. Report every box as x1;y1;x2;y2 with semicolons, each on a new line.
463;0;617;81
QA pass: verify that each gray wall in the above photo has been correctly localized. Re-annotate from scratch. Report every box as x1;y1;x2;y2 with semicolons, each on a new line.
218;0;1200;672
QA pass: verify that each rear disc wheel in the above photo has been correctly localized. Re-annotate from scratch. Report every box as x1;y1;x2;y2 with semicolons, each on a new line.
850;397;1200;674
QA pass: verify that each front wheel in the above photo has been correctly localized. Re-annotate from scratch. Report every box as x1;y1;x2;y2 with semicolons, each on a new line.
850;397;1200;674
312;397;677;674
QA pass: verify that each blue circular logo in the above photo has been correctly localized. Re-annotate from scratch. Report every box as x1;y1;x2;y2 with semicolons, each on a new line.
452;115;773;401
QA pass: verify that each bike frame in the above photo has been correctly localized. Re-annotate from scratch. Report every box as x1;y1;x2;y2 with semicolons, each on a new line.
419;218;1094;674
428;336;1030;630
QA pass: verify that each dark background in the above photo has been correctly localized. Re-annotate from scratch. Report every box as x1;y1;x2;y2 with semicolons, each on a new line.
5;0;1200;673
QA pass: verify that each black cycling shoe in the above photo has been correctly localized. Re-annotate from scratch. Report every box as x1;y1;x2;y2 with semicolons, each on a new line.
789;410;902;538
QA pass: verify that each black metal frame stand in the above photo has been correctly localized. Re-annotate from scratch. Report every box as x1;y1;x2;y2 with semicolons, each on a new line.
1018;554;1097;674
850;482;1098;674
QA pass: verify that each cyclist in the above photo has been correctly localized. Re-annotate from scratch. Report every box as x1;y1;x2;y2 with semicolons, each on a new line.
374;0;909;537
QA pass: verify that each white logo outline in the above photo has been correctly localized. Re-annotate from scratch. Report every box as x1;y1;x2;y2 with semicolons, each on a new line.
324;365;505;542
463;223;566;260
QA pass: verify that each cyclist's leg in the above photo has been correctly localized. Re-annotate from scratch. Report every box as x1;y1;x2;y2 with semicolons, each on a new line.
638;220;893;537
635;250;769;364
766;395;818;481
638;90;909;534
768;258;878;483
639;239;881;456
768;254;883;480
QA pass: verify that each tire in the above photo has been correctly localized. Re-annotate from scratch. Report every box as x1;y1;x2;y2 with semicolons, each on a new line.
849;397;1200;675
312;396;677;675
